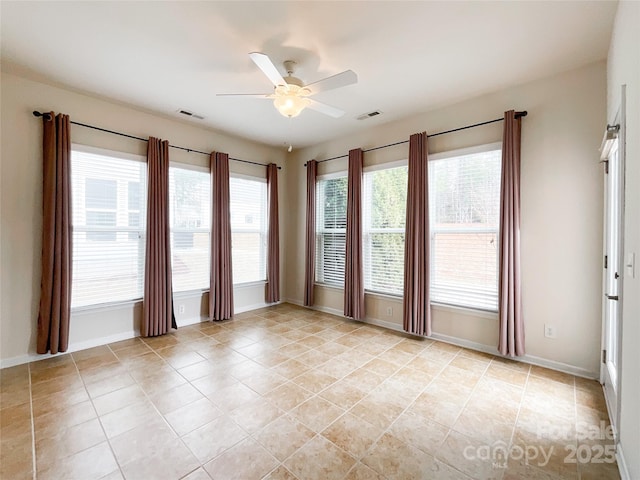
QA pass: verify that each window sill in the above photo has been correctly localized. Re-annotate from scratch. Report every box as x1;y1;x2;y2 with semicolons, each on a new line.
431;302;498;319
173;289;208;299
71;298;142;314
233;280;267;289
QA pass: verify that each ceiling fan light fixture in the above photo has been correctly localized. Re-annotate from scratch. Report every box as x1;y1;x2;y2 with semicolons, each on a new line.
273;84;311;118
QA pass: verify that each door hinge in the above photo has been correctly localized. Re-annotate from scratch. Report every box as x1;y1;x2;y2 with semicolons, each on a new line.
602;349;607;363
604;255;608;269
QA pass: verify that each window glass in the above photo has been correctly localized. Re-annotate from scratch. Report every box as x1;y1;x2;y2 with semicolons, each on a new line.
230;176;267;284
429;147;501;311
71;149;146;308
315;175;348;286
169;167;211;292
363;165;408;295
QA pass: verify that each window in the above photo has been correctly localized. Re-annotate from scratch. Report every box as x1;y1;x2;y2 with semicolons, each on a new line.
85;179;117;241
429;144;501;311
315;174;348;286
169;167;211;292
230;175;267;284
363;164;408;295
71;147;146;308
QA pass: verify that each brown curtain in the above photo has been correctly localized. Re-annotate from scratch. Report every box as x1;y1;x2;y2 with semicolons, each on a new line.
403;132;431;336
37;112;72;354
266;163;280;303
210;152;234;320
344;149;365;320
304;160;317;306
142;137;175;337
498;110;525;356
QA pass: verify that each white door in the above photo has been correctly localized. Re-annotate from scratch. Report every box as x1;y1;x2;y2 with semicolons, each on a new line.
601;88;625;440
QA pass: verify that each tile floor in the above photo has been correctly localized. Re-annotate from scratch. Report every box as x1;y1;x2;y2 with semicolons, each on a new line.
0;303;620;480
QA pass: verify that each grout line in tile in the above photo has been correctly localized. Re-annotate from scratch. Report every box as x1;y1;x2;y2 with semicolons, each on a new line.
70;347;125;479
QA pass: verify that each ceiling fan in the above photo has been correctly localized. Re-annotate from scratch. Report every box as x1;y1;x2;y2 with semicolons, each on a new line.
217;52;357;119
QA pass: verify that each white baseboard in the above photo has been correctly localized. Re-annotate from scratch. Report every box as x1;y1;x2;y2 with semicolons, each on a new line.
176;315;207;327
616;442;630;480
0;330;138;369
282;299;598;379
0;302;279;370
430;331;597;379
236;300;281;314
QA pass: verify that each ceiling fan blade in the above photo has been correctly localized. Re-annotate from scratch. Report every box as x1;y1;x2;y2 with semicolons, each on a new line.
216;93;273;98
306;70;357;95
249;52;286;87
307;99;345;118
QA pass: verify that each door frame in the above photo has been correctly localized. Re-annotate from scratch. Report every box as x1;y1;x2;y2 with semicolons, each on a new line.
600;85;626;442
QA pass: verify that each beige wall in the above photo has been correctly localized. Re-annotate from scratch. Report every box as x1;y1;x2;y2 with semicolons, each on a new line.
0;71;286;365
607;2;640;478
284;62;606;377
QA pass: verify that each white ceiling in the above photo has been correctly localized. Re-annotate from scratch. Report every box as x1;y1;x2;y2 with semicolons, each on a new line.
1;1;617;149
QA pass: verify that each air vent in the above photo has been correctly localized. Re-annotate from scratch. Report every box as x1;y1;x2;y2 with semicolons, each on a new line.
177;109;205;120
356;110;382;120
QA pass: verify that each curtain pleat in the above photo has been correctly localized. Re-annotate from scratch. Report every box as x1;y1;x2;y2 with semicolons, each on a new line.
403;132;431;336
210;152;234;320
142;137;175;337
344;149;365;319
304;160;317;306
498;110;525;356
37;112;72;354
266;163;280;303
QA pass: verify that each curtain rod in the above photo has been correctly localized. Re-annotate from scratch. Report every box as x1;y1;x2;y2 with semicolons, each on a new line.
304;111;527;166
32;111;281;170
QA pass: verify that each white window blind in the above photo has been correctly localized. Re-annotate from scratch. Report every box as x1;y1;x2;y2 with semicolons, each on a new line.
71;148;146;308
429;146;501;311
230;176;267;284
315;175;348;287
169;167;211;292
363;165;408;295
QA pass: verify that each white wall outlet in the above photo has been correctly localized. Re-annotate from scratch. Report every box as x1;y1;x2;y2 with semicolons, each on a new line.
386;307;393;316
179;304;185;314
544;324;556;339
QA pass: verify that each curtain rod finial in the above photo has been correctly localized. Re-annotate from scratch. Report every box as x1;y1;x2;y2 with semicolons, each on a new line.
33;111;52;120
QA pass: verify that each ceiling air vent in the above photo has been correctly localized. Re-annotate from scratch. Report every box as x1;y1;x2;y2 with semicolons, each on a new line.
356;110;382;121
177;109;205;120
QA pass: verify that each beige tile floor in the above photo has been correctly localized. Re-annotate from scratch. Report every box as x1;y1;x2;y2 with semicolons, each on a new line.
0;303;620;480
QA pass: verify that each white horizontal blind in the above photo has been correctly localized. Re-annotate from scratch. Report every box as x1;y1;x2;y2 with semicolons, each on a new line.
71;149;146;308
230;176;267;284
169;167;211;292
315;175;348;287
363;165;408;295
429;147;501;311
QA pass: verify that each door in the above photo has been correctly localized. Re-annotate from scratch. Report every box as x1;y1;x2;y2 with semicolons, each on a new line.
601;87;625;441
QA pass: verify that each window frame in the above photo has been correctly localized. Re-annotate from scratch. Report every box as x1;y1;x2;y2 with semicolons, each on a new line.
314;170;348;287
70;144;148;311
362;159;408;297
229;172;268;286
428;141;502;313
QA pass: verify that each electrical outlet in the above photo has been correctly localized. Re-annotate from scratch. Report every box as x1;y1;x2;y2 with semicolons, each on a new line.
179;304;185;314
386;307;393;316
626;253;636;279
544;324;556;339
